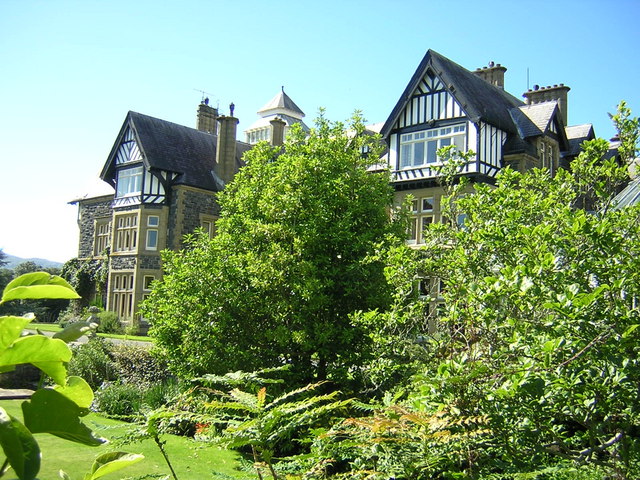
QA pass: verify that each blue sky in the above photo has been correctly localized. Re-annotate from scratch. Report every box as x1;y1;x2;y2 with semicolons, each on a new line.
1;0;638;263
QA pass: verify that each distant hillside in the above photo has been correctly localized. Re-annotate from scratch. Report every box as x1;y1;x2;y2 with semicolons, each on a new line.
3;254;63;270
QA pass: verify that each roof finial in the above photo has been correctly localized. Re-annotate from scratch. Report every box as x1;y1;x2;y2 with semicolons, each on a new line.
281;85;284;93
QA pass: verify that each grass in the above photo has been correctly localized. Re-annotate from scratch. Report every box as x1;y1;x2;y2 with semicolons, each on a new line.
0;400;251;480
29;323;152;343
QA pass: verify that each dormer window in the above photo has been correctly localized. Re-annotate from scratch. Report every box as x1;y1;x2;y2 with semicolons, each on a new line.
116;166;143;197
400;124;466;169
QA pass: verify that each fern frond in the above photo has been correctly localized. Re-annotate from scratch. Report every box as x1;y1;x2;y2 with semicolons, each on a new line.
268;381;328;408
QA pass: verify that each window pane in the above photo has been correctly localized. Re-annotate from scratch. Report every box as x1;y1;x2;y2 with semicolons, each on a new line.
146;230;158;249
413;142;424;166
148;216;159;227
407;218;417;242
453;134;465;151
400;144;412;167
422;197;434;211
421;216;433;241
427;140;437;163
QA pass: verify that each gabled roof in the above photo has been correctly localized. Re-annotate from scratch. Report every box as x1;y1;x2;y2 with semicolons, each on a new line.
512;102;559;138
258;89;305;117
101;111;250;192
381;49;524;137
566;124;595;156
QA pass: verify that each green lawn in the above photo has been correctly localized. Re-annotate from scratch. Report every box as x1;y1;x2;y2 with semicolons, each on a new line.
0;400;251;480
29;323;152;343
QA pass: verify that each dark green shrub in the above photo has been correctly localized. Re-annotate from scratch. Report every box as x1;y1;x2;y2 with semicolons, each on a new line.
67;338;117;389
109;343;169;386
93;382;143;419
96;310;122;334
142;377;181;410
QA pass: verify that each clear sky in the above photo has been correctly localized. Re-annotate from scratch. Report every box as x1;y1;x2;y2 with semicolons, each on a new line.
1;0;638;263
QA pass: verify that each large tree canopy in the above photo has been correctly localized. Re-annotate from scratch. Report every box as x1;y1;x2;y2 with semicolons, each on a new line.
143;114;404;385
340;103;640;478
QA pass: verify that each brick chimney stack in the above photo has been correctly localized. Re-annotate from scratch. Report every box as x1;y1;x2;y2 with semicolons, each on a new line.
197;98;218;134
523;84;571;125
270;117;286;146
474;61;507;89
215;104;239;186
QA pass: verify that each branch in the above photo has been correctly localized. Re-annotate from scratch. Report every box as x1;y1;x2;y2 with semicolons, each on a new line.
576;431;624;464
557;331;611;369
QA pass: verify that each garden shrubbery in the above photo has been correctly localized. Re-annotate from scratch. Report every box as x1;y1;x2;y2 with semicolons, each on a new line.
68;338;179;423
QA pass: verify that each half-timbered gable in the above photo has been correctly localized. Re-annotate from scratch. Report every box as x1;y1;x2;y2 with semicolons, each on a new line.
74;94;305;332
382;50;524;189
383;49;595;246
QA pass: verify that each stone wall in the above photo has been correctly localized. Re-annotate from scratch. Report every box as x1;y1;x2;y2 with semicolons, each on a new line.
77;196;113;259
110;255;136;270
138;255;161;270
168;186;219;249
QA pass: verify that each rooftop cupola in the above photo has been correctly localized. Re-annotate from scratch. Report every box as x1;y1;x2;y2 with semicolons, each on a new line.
245;87;309;145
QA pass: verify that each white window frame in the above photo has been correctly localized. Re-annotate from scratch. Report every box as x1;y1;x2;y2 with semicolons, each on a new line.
146;230;158;250
116;166;143;197
400;124;466;169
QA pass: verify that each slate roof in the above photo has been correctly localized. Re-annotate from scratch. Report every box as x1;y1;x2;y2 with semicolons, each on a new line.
512;102;559;138
612;177;640;210
566;124;595;156
101;111;251;192
381;49;525;138
258;89;305;117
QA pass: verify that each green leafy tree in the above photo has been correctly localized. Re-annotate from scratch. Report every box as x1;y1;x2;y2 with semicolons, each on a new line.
338;104;640;479
143;113;404;386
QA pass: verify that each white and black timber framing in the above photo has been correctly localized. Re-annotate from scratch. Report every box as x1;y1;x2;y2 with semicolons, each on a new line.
382;49;527;190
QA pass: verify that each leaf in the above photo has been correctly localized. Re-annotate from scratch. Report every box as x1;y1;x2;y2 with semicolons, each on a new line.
1;272;80;304
22;389;106;446
53;322;96;343
0;315;33;351
86;451;144;480
54;376;94;410
0;335;71;385
0;407;40;480
257;387;267;409
622;324;639;339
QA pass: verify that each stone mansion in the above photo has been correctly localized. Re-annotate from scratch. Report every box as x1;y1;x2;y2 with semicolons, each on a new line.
72;49;601;329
